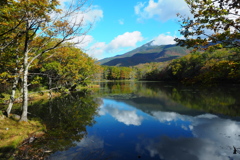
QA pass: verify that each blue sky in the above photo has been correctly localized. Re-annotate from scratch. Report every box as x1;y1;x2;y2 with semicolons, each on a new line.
63;0;192;60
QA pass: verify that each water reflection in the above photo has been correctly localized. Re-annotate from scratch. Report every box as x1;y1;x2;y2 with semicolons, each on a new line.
94;82;240;160
50;97;240;159
98;99;240;160
15;90;101;159
49;135;105;160
17;82;240;159
139;111;240;160
98;82;240;117
99;99;144;126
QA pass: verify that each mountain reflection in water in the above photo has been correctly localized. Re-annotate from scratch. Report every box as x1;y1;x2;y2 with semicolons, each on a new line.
47;82;240;160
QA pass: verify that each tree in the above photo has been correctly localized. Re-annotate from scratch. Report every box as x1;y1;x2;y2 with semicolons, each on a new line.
175;0;240;50
0;0;92;121
107;67;120;80
0;1;27;117
39;44;100;90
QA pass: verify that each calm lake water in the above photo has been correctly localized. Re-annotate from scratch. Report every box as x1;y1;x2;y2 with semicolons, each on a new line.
25;82;240;159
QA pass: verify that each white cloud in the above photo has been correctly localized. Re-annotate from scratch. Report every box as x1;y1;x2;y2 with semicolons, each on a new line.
52;1;103;25
87;31;144;59
70;35;94;48
67;6;103;25
98;99;144;126
90;42;106;51
81;7;104;23
135;0;191;22
152;111;189;122
134;2;145;15
106;31;144;52
151;34;176;45
139;111;240;160
88;42;107;59
76;135;104;149
103;105;144;126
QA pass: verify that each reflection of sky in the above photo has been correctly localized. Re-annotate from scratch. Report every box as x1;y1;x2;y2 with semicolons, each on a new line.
49;98;240;160
99;99;240;160
138;111;240;160
98;99;144;126
49;135;105;160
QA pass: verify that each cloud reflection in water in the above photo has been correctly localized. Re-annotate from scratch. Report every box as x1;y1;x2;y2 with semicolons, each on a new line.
136;111;240;160
49;98;240;160
98;99;144;126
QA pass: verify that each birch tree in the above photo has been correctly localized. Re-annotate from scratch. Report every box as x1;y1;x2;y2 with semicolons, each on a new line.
0;0;92;121
0;0;25;117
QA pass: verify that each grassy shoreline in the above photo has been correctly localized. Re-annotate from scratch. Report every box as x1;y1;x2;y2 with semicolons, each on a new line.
0;83;101;159
0;90;63;159
0;117;46;159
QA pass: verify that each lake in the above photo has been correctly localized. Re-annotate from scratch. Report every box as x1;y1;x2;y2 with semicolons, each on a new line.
21;82;240;159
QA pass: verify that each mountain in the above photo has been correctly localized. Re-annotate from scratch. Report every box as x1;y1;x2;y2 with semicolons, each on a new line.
98;41;191;67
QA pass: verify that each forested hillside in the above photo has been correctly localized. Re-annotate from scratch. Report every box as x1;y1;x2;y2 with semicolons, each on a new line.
98;42;191;66
144;48;240;83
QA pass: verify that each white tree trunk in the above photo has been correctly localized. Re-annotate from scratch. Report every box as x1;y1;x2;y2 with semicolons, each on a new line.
6;76;19;117
20;21;29;122
6;67;22;117
19;57;29;122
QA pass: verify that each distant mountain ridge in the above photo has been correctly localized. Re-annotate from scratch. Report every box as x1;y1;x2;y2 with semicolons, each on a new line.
98;41;191;67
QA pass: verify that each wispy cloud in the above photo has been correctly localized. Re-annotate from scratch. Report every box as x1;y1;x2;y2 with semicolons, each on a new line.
52;0;103;25
70;35;94;48
134;0;191;22
81;6;104;24
118;19;124;25
88;42;107;59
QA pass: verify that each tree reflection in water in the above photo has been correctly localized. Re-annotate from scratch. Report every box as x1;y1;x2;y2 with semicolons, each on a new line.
15;90;101;159
102;82;240;117
14;82;240;159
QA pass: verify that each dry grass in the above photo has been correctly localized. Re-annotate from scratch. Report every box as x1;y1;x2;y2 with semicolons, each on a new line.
29;91;61;101
76;84;100;90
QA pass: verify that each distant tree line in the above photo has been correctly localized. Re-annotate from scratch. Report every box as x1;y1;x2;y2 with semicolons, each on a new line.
150;48;240;84
101;66;135;80
101;47;240;84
